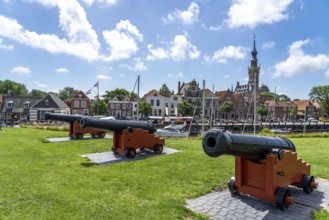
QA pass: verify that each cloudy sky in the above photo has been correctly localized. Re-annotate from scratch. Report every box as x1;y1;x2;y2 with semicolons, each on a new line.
0;0;328;99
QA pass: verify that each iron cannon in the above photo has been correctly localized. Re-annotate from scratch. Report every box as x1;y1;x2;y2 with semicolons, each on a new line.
80;117;164;158
80;117;156;133
44;112;106;139
202;129;317;210
202;129;296;162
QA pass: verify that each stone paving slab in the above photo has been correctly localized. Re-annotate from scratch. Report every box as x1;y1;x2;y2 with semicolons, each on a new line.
186;178;329;220
47;134;112;142
81;147;180;165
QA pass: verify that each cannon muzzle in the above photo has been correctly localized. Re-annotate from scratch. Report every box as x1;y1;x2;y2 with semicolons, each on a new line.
80;117;157;133
202;129;296;162
45;112;84;122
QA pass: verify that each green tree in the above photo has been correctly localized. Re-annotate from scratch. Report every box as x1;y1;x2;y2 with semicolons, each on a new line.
290;107;297;121
278;94;291;101
102;88;130;102
29;89;48;97
159;84;171;97
219;101;233;119
138;102;152;118
91;99;108;115
58;87;79;100
0;80;29;96
177;100;193;116
257;104;269;121
309;85;329;117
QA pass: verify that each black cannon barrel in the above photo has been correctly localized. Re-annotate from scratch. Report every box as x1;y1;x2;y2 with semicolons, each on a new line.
202;129;296;161
45;112;84;122
80;117;157;133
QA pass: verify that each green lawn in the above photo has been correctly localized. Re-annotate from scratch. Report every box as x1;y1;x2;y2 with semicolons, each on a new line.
0;127;328;219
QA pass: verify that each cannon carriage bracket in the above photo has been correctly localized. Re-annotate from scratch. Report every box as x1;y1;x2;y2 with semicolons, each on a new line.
228;150;318;210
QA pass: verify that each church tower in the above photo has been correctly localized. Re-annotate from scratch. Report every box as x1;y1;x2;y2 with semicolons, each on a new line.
248;35;260;95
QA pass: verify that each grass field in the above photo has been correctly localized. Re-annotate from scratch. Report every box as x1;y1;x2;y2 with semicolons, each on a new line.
0;127;328;219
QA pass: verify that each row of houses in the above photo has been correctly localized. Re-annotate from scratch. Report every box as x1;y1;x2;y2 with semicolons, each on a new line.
0;82;321;124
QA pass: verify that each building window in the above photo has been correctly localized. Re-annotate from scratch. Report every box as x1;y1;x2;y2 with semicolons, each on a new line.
74;101;79;107
45;100;49;106
24;101;31;109
81;101;87;108
173;96;178;101
110;103;115;109
171;103;174;109
122;104;127;110
150;100;154;106
156;100;160;106
115;104;120;110
84;109;89;115
158;109;162;115
7;101;13;108
165;103;168;107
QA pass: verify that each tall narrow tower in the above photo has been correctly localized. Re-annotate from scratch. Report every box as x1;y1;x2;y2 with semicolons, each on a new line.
248;35;260;95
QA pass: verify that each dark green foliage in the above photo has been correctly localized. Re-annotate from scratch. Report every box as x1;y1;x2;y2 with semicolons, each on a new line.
58;87;80;100
0;79;29;96
309;85;329;117
91;99;108;115
177;100;193;116
159;84;171;97
138;101;152;118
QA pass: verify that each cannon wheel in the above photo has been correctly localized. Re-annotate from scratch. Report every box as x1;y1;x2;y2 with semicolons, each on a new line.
77;133;83;139
126;148;136;158
98;132;105;138
276;188;293;211
302;175;315;194
228;177;237;194
153;144;163;154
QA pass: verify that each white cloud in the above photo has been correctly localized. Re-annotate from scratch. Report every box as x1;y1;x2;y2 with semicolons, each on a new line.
81;0;117;6
168;71;184;78
119;73;126;77
223;74;231;79
204;45;246;64
11;66;31;76
102;20;143;61
325;69;329;78
273;39;329;78
0;0;101;61
147;35;200;61
0;2;142;62
96;74;112;80
120;58;148;71
33;81;47;88
56;68;70;74
0;38;14;50
262;41;275;49
163;2;199;25
146;44;169;60
225;0;294;28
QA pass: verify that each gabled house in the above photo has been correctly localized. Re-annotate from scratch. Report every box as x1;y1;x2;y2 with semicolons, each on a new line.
215;89;245;120
293;99;317;120
0;96;42;122
108;96;137;119
65;91;91;115
266;100;297;121
30;93;70;121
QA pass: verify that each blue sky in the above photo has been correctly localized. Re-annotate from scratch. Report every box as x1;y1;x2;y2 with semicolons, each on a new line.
0;0;329;100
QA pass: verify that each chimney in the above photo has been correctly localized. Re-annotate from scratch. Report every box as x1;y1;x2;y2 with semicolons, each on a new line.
178;81;181;95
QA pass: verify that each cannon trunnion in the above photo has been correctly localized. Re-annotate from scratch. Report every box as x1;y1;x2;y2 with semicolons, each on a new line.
44;112;106;139
80;117;164;158
202;129;318;210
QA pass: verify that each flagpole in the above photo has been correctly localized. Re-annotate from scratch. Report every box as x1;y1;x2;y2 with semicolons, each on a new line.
97;81;100;115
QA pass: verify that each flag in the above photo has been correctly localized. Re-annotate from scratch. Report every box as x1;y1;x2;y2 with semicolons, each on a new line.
86;89;91;95
93;81;99;88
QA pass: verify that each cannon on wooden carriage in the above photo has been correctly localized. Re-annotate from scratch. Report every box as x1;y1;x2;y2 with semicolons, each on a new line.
45;112;107;139
202;129;318;210
80;117;164;158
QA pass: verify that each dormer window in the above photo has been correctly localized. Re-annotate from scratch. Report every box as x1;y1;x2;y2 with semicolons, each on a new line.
24;101;31;109
78;94;82;99
45;100;49;106
7;101;13;108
